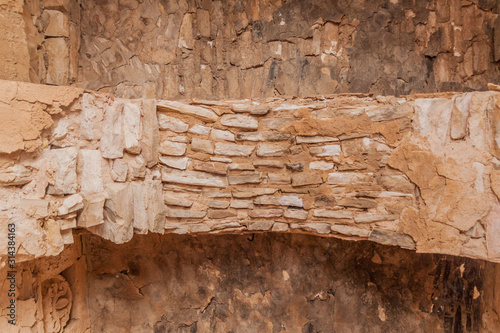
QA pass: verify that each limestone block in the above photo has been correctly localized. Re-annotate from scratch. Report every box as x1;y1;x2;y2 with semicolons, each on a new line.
159;156;189;170
18;199;49;218
450;93;472;140
77;193;106;228
248;221;274;231
159;140;187;156
230;200;254;209
123;101;142;154
164;193;193;207
132;180;166;233
256;143;290;157
44;10;69;37
313;209;353;220
228;173;261;185
207;209;237;219
161;169;227;187
0;164;32;186
309;161;334;170
46;147;78;195
189;124;211;135
157;100;218;122
338;197;377;209
80;93;103;140
253;160;285;168
268;173;290;184
140;99;160;167
89;183;134;244
192;161;227;175
248;209;283;218
237;132;291;141
57;194;83;215
327;172;373;185
296;136;338;144
207;200;230;209
354;213;398;223
167;209;206;218
232;188;278;198
211;129;235;141
158;114;189;133
231;103;270;115
191;137;214;154
214;142;255;156
100;100;124;159
331;225;370;237
78;150;103;194
221;114;258;129
45;38;69;85
284;209;308;220
365;103;413;122
111;159;128;182
309;145;341;156
229;163;255;171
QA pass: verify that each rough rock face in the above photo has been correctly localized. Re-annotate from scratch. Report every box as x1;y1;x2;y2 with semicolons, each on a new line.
77;0;500;99
2;80;500;263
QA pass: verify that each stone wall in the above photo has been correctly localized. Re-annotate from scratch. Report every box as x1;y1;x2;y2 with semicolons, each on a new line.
2;79;500;264
78;0;500;99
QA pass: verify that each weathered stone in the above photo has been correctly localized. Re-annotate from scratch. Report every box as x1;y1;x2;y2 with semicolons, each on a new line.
203;190;232;198
313;209;353;220
159;140;187;156
237;132;291;142
354;213;398;223
228;173;261;185
279;196;303;207
161;169;227;187
232;188;278;198
214;142;255;156
19;199;49;218
158;114;189;133
193;161;227;175
164;192;193;207
77;192;106;228
253;160;285;168
286;163;304;171
167;208;206;219
44;10;69;37
450;93;472;140
140;99;160;167
100;100;124;159
296;136;339;144
365;103;413;121
206;200;230;209
248;221;274;231
341;138;371;157
221;114;258;129
58;194;83;215
268;173;290;184
309;145;341;156
327;172;373;185
46;147;78;195
157;100;218;122
207;209;237;219
45;38;69;85
272;222;289;232
338;198;377;209
80;93;102;140
231;103;270;115
248;209;283;218
0;164;32;186
284;209;308;220
210;157;232;163
159;156;189;170
257;143;290;157
368;229;416;250
78;150;104;194
191;137;214;154
230;200;253;209
211;129;235;141
331;225;371;237
292;173;322;187
309;161;334;170
90;183;134;244
261;118;294;131
297;223;331;234
229;163;255;171
189;124;211;136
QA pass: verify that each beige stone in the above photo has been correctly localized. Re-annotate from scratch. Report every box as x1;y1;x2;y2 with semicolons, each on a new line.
214;142;255;156
162;169;227;187
157;100;218;122
221;114;258;129
191;137;214;154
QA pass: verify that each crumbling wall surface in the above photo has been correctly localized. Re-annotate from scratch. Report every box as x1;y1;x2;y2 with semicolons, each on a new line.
78;0;500;99
0;0;81;85
2;79;500;264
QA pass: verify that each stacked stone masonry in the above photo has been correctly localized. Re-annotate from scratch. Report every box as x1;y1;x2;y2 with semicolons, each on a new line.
3;80;500;264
